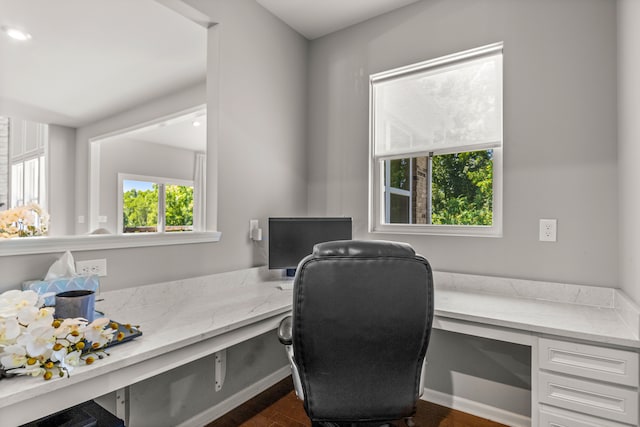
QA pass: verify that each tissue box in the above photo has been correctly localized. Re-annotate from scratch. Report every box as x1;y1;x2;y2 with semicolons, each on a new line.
23;275;100;306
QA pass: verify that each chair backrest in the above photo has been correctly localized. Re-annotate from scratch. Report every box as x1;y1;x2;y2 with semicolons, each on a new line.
292;240;434;424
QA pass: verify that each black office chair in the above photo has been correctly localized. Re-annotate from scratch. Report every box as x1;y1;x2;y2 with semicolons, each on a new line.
277;240;434;426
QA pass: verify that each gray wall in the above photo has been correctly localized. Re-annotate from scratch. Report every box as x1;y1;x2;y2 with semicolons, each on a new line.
0;2;306;425
0;0;631;423
305;0;619;419
0;1;308;292
618;0;640;304
48;124;76;236
307;0;619;289
76;82;208;237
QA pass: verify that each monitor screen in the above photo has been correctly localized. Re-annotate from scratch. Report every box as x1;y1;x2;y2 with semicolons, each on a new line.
268;217;352;271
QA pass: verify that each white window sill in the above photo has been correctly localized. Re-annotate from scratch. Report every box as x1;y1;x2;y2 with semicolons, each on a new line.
371;224;502;238
0;231;222;256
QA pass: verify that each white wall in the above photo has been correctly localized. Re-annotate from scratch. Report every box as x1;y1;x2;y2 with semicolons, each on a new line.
618;0;640;305
307;0;618;288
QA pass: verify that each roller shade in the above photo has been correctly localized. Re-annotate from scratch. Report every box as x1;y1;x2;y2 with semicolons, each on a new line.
372;43;503;159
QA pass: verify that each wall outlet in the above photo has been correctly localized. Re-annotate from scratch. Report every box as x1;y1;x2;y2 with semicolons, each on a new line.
539;219;557;242
76;259;107;277
249;219;262;241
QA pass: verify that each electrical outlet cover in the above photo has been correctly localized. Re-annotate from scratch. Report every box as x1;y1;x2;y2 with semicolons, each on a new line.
539;219;557;242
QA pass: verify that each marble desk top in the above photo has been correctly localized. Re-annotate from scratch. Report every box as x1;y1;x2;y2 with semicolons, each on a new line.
433;271;640;348
0;267;293;423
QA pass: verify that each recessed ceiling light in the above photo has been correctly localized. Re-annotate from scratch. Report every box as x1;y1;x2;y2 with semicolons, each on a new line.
192;120;201;127
2;26;32;41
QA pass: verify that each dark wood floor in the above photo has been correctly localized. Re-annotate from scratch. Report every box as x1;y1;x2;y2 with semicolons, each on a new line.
206;377;508;427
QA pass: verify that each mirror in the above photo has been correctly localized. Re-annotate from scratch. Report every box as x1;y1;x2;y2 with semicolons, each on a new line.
0;0;216;253
89;107;207;235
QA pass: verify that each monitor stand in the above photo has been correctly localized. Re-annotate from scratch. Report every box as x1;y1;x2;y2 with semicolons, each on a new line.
285;268;296;278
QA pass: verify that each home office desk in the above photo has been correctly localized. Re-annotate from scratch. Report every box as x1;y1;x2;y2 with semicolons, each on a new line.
0;268;638;427
0;268;293;427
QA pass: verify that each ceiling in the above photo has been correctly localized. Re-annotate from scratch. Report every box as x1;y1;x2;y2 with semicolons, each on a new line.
257;0;421;40
124;112;207;152
0;0;417;146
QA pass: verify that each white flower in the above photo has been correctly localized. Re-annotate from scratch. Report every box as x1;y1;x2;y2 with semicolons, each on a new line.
54;318;87;344
7;365;45;377
49;345;68;363
17;323;55;357
0;317;21;345
0;289;122;380
0;290;39;318
83;317;115;347
28;307;54;327
59;350;81;373
18;306;54;327
0;344;28;369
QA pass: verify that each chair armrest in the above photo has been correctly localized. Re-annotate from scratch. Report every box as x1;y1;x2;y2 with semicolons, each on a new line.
277;316;292;345
419;358;428;398
277;315;305;401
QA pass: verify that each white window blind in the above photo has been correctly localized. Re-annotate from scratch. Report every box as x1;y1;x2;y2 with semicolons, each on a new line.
371;43;503;160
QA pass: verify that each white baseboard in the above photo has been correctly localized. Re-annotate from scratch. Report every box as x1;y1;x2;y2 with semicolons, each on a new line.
176;366;291;427
421;388;531;427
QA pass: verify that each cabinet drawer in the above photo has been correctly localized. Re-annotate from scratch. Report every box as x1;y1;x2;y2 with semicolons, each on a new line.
538;371;638;425
539;338;639;387
539;404;631;427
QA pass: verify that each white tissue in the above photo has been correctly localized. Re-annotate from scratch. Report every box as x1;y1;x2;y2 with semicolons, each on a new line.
44;250;78;280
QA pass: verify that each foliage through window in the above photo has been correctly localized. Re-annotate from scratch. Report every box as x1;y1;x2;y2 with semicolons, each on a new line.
120;176;194;234
370;43;503;236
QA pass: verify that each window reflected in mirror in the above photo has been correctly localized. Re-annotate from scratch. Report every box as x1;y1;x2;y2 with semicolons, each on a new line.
121;177;194;234
93;107;206;235
0;116;49;238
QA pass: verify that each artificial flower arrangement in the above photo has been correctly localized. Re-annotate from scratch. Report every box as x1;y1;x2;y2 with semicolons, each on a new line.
0;289;124;380
0;203;50;239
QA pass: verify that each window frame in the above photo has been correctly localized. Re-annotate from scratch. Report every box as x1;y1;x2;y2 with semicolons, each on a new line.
8;119;48;210
369;42;504;237
117;173;195;235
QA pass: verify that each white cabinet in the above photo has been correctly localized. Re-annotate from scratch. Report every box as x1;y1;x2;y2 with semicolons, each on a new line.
538;338;639;426
539;404;631;427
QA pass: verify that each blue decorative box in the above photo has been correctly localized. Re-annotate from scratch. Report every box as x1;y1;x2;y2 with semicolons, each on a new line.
22;275;100;306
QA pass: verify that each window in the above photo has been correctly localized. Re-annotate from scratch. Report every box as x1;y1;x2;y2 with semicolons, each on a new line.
8;119;47;209
118;174;194;234
369;43;503;236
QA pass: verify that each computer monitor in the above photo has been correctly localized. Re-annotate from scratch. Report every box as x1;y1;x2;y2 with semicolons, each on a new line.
268;217;352;276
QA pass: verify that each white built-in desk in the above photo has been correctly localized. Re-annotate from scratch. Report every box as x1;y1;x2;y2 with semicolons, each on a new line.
433;272;640;427
0;268;638;427
0;268;293;427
